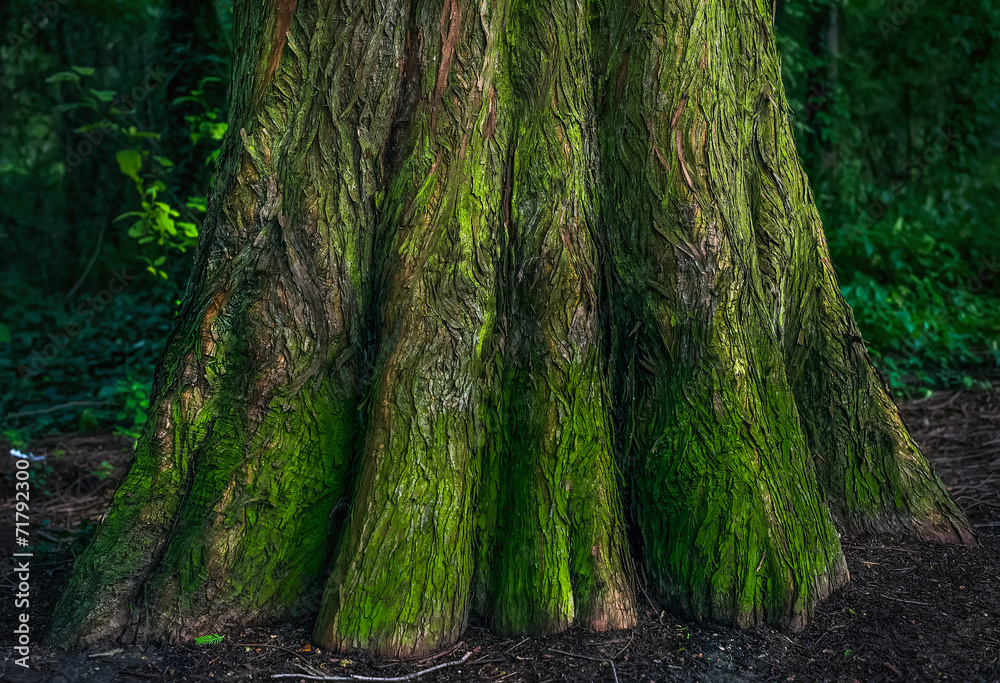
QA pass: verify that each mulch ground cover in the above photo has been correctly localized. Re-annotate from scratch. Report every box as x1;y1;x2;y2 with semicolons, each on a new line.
1;389;997;682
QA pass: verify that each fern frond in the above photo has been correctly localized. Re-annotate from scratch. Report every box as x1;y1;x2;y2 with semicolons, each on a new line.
195;633;225;646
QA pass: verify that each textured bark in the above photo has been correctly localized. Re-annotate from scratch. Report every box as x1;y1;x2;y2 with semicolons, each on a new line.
730;0;973;545
479;0;635;637
312;0;504;655
49;0;409;643
594;0;848;630
50;0;972;656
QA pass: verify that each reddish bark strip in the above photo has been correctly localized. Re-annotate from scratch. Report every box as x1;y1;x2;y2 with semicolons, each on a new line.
431;0;462;135
254;0;299;109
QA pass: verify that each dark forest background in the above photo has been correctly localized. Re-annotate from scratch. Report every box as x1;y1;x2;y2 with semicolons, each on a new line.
1;0;998;447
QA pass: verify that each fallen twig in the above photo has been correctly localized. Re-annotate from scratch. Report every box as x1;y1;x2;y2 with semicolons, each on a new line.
416;640;463;665
88;648;124;658
612;630;635;660
2;401;114;420
881;594;929;606
237;642;313;665
119;670;161;680
271;651;472;681
503;637;528;654
547;648;607;662
842;545;919;554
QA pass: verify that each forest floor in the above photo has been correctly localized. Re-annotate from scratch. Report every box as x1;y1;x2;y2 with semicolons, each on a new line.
0;390;997;683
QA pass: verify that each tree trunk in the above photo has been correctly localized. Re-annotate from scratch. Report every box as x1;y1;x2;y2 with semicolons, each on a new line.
48;0;973;656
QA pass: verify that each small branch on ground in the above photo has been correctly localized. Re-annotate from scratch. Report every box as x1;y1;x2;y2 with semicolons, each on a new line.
503;637;529;654
415;640;463;664
271;651;473;681
881;594;930;605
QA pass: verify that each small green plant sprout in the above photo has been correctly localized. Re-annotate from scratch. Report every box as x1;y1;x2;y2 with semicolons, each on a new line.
195;634;225;646
4;431;31;452
91;461;115;481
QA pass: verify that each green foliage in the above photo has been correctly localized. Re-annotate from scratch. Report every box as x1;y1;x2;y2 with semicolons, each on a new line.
0;0;231;443
111;377;150;444
0;450;56;499
194;634;225;646
91;460;116;481
52;66;207;277
0;270;175;442
3;430;30;451
776;0;1000;394
175;77;229;149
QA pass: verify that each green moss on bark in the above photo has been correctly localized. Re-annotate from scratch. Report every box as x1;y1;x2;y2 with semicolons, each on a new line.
481;0;634;636
594;0;848;628
740;0;974;544
312;0;508;657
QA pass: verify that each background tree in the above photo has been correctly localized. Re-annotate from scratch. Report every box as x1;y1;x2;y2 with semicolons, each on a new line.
32;0;977;658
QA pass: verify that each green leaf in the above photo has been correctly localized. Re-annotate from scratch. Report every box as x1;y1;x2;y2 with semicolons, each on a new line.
89;88;116;102
45;71;80;84
0;323;10;343
207;122;228;141
78;408;99;433
152;203;177;236
53;102;90;113
152;156;174;168
71;66;96;76
116;149;143;182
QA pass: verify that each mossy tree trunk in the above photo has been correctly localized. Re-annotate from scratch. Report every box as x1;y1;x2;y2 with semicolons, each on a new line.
49;0;973;655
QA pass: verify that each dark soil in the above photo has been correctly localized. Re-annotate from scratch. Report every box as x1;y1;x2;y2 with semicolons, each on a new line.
1;390;998;682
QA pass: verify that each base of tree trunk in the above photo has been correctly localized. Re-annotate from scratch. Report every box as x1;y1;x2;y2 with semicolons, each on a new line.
46;0;973;656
